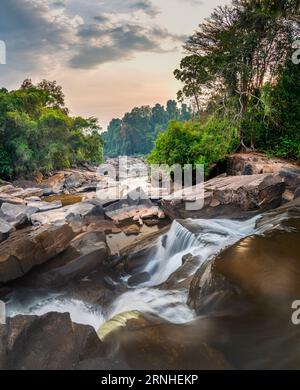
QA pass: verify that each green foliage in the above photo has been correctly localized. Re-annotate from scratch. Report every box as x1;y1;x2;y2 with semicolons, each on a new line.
102;100;193;157
166;0;300;164
0;81;104;179
175;0;299;153
148;119;238;173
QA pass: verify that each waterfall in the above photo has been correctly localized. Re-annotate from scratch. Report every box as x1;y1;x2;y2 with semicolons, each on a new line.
143;217;258;286
7;217;258;329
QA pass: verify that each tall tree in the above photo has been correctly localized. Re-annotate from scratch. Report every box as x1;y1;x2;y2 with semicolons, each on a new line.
180;0;300;148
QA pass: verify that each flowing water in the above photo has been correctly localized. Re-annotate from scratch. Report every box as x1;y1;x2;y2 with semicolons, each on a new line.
7;217;258;330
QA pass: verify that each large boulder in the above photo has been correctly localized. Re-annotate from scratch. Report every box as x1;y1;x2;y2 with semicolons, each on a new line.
31;200;105;226
28;231;110;288
0;203;38;229
0;223;76;283
43;172;66;194
162;173;285;220
187;206;300;369
98;311;231;370
226;153;300;191
0;219;14;243
0;312;111;370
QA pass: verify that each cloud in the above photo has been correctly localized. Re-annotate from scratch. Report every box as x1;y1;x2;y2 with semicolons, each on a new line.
130;0;160;17
51;0;66;9
0;1;76;77
71;22;185;68
0;0;184;74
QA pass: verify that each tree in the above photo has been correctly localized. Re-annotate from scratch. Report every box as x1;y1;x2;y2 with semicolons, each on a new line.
174;55;210;120
102;101;192;157
0;80;104;179
179;0;300;148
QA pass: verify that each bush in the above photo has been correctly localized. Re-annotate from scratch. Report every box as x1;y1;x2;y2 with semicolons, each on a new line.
148;118;238;174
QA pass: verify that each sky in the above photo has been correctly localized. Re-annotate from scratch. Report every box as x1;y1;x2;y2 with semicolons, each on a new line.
0;0;230;129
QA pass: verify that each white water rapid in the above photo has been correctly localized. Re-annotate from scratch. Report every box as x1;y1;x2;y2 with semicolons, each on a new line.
7;217;258;330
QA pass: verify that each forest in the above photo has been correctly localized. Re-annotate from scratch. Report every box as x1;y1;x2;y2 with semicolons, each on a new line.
0;79;104;179
149;0;300;171
102;100;192;157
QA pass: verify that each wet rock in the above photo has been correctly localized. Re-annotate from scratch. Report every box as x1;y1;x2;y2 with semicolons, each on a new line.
189;210;300;314
128;272;150;287
99;312;231;370
160;254;201;290
0;312;107;370
187;207;300;369
0;223;75;283
162;173;285;220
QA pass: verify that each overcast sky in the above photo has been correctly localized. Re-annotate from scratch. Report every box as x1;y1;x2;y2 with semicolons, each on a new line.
0;0;230;129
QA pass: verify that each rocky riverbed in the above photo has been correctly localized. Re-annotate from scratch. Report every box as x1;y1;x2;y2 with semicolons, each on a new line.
0;153;300;370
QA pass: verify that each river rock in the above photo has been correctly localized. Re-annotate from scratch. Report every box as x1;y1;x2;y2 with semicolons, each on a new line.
31;200;105;226
0;223;75;283
12;188;44;199
0;312;108;370
189;208;300;313
128;272;151;287
99;312;231;370
43;172;66;194
105;188;153;214
26;200;63;212
294;186;300;200
226;153;300;190
0;219;14;243
162;173;285;220
0;203;39;228
123;224;140;236
0;193;25;206
28;231;110;288
187;207;300;369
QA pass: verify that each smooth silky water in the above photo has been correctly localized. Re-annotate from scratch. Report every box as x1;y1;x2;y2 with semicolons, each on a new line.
7;217;259;330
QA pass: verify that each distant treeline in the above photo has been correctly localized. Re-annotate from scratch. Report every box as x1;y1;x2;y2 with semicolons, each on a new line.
102;100;193;157
0;79;104;179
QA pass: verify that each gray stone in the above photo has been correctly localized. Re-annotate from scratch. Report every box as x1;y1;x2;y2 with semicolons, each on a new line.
0;312;106;370
0;218;14;242
162;173;285;220
31;201;104;226
0;203;39;228
128;272;151;286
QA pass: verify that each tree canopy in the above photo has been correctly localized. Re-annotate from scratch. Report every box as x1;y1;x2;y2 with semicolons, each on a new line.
102;100;193;157
0;80;104;179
